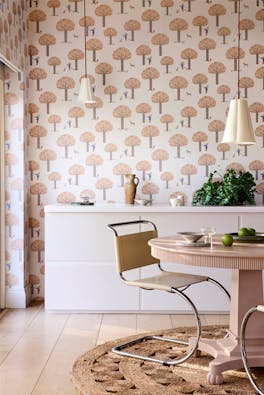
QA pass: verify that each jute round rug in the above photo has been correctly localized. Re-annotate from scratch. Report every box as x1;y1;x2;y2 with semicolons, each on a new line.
71;325;264;394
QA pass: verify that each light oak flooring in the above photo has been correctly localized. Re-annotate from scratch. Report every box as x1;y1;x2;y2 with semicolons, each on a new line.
0;303;229;395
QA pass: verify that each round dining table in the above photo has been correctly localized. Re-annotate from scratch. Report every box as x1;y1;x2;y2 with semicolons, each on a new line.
148;235;264;385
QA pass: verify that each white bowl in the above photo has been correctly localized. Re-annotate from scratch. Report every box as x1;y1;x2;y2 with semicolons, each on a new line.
134;199;152;206
178;232;204;243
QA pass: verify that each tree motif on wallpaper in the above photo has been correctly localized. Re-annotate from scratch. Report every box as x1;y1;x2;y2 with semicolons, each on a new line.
28;160;40;181
48;114;62;132
104;28;117;45
226;46;245;71
198;96;216;119
181;48;198;70
28;45;39;66
113;105;131;129
136;102;151;123
86;154;103;177
85;97;103;120
152;91;169;114
249;102;264;122
160;114;174;131
208;4;226;27
39;149;57;172
113;163;132;186
208;61;226;84
124;78;141;99
181;164;197;185
168;76;188;102
39;34;56;56
217;84;231;102
114;0;130;15
68;106;85;128
79;15;95;36
141;125;159;148
57;134;76;158
68;48;84;70
48;172;62;189
29;217;40;238
124;19;141;41
198;153;216;177
256;9;264;29
30;240;44;263
47;0;61;17
136;44;152;66
5;153;18;177
10;178;23;202
113;47;132;72
124;135;141;156
238;77;254;98
208;120;225;143
217;143;230;160
239;18;255;40
56;18;75;43
4;92;19;116
28;10;47;33
161;56;174;73
68;0;83;13
169;134;188;158
104;143;117;160
142;182;160;200
56;76;75;101
95;4;113;28
160;0;174;16
161;171;174;188
10;118;23;142
80;131;95;152
152;149;169;172
255;125;264;147
48;56;61;74
180;106;197;128
104;85;118;103
192;73;208;95
255;66;264;89
136;160;151;181
169;18;188;43
80;189;96;200
30;183;48;205
217;27;231;44
57;191;75;203
95;120;113;143
86;38;103;62
151;33;169;56
5;213;19;238
141;9;160;33
39;91;56;114
96;177;113;200
198;38;216;61
6;273;19;288
29;126;47;149
69;164;85;185
141;67;161;90
95;62;113;85
249;160;264;180
192;16;208;36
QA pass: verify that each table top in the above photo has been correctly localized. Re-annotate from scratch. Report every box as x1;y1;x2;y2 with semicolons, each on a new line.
148;235;264;270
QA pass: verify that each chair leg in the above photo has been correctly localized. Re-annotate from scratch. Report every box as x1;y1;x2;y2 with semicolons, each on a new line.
241;306;264;395
112;289;201;366
207;277;231;301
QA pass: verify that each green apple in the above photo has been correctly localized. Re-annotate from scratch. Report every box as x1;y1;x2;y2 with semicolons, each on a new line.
221;234;234;247
238;227;250;237
247;227;256;236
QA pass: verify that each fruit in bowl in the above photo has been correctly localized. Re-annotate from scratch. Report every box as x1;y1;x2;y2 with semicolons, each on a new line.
238;227;256;237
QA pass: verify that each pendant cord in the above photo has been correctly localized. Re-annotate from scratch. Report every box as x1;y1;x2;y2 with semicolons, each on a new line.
83;0;87;76
237;0;241;99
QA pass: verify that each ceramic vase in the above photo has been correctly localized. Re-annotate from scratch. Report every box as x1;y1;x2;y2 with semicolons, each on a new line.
124;174;139;204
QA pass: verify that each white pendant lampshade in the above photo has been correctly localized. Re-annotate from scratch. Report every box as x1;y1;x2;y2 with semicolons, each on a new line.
78;76;96;103
222;99;255;146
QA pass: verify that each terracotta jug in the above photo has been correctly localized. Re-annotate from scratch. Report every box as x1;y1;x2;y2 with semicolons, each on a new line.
124;174;139;204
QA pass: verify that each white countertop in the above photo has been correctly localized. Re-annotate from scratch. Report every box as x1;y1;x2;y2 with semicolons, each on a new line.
44;203;264;213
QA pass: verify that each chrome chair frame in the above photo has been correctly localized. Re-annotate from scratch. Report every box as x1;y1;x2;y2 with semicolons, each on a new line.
241;305;264;395
108;219;230;367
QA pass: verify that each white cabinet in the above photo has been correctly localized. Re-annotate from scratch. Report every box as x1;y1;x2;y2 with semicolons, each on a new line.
44;204;264;312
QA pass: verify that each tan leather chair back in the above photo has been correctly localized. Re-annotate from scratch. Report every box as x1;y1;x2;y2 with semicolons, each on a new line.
114;230;159;273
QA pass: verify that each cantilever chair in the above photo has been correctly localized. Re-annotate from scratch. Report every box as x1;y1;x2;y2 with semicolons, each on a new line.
241;305;264;395
107;219;230;366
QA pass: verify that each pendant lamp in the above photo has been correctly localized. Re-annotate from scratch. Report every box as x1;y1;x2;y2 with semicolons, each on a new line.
78;0;96;103
222;0;255;146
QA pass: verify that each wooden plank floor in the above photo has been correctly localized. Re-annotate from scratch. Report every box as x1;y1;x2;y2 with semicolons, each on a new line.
0;303;229;395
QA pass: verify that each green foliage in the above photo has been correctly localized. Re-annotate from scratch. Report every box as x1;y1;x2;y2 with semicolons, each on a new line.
192;169;256;206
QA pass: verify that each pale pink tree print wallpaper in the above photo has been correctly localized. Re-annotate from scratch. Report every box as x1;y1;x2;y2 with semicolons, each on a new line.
0;0;263;301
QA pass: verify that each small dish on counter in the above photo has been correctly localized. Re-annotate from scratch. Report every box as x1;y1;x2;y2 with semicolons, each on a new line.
134;199;152;206
177;232;204;243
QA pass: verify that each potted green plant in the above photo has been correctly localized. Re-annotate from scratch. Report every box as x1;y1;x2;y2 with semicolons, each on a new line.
192;169;256;206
